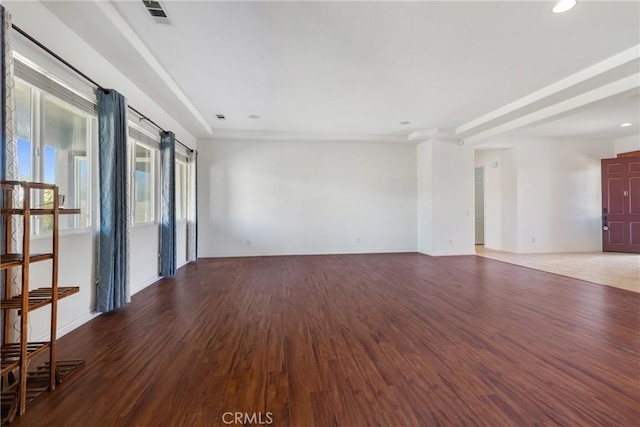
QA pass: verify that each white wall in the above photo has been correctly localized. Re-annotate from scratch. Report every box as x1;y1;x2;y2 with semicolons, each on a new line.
515;138;611;253
177;221;188;267
130;224;160;294
431;140;475;255
475;149;518;252
28;233;96;342
417;139;475;256
476;137;616;253
614;134;640;155
3;1;193;340
198;138;417;256
416;142;433;254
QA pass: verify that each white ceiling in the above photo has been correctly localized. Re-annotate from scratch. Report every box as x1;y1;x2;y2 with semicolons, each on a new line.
514;92;640;140
41;1;640;141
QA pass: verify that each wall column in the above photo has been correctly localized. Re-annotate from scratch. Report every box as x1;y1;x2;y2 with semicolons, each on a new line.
417;138;475;256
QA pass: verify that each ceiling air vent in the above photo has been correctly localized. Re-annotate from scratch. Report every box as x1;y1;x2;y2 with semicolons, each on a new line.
141;0;171;24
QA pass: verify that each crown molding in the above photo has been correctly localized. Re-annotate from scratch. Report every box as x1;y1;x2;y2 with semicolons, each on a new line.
204;129;413;143
94;0;212;135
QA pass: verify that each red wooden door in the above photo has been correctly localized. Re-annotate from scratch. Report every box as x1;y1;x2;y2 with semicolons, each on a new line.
601;157;640;253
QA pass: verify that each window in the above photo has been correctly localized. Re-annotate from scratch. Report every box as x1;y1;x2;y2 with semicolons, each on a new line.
14;78;93;233
16;82;32;181
133;143;155;223
176;161;186;221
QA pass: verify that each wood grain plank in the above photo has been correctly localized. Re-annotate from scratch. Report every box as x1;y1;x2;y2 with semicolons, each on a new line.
7;253;640;426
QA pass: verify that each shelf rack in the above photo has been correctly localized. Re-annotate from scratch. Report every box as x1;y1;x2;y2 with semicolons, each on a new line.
0;181;84;424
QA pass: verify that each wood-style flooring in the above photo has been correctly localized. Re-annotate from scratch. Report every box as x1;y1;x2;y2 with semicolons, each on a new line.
9;253;640;426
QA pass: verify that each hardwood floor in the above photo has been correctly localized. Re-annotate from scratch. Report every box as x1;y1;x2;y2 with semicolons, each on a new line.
9;253;640;426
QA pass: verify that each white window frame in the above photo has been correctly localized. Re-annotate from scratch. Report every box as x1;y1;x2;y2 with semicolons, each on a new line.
73;155;90;229
15;77;95;238
175;160;187;222
131;139;158;226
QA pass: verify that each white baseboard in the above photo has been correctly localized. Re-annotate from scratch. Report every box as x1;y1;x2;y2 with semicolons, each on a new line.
199;248;418;258
131;275;162;295
419;250;476;257
34;274;165;342
33;309;102;342
58;310;102;339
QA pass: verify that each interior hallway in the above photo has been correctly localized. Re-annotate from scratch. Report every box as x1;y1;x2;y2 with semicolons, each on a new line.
475;246;640;293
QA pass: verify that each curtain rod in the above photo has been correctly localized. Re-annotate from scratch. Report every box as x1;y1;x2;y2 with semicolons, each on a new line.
11;23;194;154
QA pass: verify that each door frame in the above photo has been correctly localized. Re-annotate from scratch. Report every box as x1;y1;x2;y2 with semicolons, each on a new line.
474;166;485;246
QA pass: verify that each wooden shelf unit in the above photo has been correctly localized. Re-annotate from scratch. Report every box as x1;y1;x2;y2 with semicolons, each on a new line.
0;181;83;424
0;287;79;313
0;342;50;377
0;254;54;271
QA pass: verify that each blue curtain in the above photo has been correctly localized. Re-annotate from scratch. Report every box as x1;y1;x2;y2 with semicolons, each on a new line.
96;89;130;313
160;131;176;277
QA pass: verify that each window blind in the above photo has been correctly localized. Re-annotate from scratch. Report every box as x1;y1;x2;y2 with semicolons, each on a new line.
128;126;160;149
175;151;188;163
14;58;96;115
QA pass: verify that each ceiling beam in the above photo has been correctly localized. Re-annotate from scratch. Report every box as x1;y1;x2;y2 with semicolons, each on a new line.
462;73;640;145
94;0;212;135
456;45;640;136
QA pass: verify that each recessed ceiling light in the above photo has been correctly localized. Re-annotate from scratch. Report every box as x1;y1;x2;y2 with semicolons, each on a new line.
620;122;632;127
552;0;577;14
399;121;411;125
249;115;260;119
